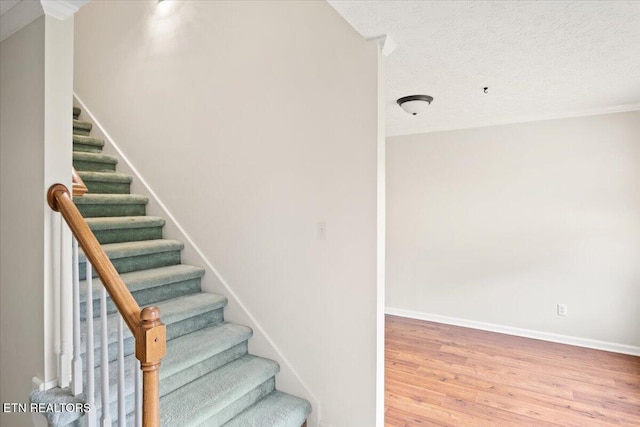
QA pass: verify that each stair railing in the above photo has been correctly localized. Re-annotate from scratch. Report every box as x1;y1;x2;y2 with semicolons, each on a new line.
72;168;88;197
48;181;166;427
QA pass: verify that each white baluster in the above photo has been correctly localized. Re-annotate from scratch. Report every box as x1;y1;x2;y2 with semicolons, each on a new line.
86;263;97;427
117;317;125;427
60;220;71;388
71;238;83;395
135;360;142;427
53;216;61;387
100;287;112;426
59;220;73;387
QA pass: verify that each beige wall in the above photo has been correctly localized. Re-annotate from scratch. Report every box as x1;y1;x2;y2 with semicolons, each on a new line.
1;13;73;426
387;111;640;349
0;18;46;426
74;1;378;426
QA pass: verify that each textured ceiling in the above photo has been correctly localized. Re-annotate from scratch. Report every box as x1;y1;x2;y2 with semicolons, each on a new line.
328;1;640;136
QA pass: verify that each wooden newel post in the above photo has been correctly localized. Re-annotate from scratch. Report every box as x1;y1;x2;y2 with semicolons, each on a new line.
136;306;166;427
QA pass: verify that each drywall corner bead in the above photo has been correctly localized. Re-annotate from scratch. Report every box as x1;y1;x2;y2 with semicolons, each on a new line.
369;35;396;57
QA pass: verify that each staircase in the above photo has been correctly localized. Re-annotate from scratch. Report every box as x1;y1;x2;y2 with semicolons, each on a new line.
33;107;311;426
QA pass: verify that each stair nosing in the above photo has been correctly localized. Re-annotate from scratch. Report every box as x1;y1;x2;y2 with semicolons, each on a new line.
85;216;165;230
73;194;148;204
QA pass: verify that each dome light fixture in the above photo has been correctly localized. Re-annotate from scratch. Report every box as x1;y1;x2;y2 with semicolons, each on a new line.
397;95;434;115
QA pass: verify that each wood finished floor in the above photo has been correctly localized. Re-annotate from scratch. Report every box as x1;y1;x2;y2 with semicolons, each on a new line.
385;315;640;426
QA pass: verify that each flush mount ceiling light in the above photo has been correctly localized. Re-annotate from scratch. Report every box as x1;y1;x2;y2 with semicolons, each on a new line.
397;95;434;115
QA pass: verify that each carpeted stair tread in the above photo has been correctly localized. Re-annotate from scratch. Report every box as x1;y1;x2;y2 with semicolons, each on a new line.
74;151;118;172
73;151;118;165
80;239;183;261
77;171;133;194
73;119;93;134
158;355;280;427
73;194;148;217
73;106;81;117
222;391;312;427
85;215;166;244
80;292;228;357
78;171;132;184
80;264;204;318
73;134;104;148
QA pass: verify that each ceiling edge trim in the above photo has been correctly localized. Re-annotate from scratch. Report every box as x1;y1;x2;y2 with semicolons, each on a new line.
388;103;640;137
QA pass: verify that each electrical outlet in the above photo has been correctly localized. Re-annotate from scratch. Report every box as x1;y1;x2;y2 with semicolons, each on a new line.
557;303;568;316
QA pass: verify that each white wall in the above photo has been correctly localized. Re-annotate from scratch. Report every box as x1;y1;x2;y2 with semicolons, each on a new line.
387;111;640;350
74;1;378;426
0;13;73;426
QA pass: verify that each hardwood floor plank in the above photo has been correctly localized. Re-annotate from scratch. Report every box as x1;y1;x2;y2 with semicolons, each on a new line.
385;315;640;426
440;395;564;427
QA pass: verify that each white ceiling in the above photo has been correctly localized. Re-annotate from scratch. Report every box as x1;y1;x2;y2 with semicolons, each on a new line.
328;1;640;136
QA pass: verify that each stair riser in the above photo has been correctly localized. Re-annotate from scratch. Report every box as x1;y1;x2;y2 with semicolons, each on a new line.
79;251;181;279
200;378;276;427
76;203;146;218
73;159;116;173
91;226;163;244
80;278;202;321
83;180;131;194
82;308;224;367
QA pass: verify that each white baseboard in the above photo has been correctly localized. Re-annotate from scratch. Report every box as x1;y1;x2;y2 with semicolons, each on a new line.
385;307;640;356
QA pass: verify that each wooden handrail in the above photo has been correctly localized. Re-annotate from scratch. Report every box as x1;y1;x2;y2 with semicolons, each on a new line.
72;168;88;197
47;183;165;426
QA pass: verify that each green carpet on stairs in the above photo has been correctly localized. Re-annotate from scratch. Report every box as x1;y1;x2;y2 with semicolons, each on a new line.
30;107;311;427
